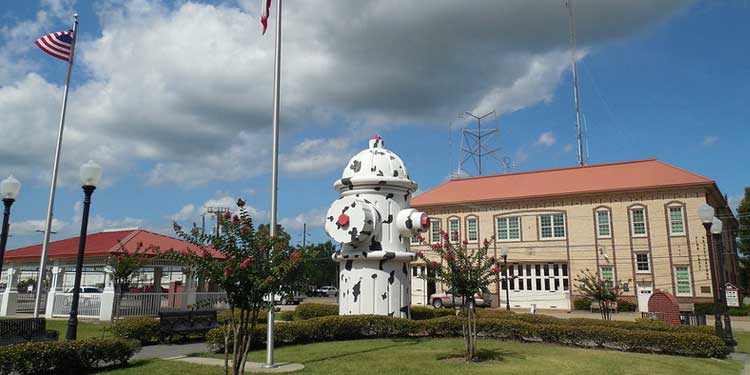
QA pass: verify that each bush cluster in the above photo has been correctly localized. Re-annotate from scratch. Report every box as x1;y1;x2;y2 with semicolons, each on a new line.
110;317;160;343
728;305;750;316
206;314;726;358
292;303;338;320
410;306;456;320
616;299;637;312
573;297;593;310
0;338;139;375
693;302;716;315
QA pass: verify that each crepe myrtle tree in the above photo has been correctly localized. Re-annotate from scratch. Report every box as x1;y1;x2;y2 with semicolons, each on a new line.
105;242;156;321
574;269;624;321
170;198;304;375
415;230;499;362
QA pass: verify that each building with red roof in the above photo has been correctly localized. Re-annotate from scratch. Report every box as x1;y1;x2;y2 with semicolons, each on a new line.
409;159;737;312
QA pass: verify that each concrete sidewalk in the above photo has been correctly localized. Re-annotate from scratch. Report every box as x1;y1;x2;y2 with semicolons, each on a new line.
133;342;210;360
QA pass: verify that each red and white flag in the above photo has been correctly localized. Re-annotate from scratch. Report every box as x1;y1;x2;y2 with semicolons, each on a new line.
260;0;271;34
34;30;74;61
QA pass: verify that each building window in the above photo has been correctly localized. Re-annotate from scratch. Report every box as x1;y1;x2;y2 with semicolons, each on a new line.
540;214;565;239
448;218;460;243
635;253;650;272
431;220;441;244
630;207;647;237
466;217;478;242
675;266;691;296
600;266;614;286
496;216;520;241
668;206;685;235
596;210;611;238
410;234;420;244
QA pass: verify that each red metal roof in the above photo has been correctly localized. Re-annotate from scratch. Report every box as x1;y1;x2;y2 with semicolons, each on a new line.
411;159;713;208
4;229;222;262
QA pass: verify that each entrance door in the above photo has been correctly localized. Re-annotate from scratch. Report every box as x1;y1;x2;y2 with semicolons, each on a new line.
637;284;653;312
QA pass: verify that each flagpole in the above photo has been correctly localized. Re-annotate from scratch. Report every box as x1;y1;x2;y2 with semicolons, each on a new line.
33;13;79;318
265;0;282;368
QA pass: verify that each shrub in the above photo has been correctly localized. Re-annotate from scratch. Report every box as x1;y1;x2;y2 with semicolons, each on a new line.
617;299;637;312
277;310;295;321
728;305;750;316
206;314;726;358
573;297;592;310
293;303;338;320
110;317;160;344
410;306;456;320
693;302;716;315
0;338;139;375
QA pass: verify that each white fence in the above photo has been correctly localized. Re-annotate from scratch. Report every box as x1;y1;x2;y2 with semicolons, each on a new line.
117;292;228;317
52;293;102;318
16;293;45;313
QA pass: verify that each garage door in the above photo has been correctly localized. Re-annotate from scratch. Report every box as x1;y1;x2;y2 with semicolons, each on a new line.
501;263;570;310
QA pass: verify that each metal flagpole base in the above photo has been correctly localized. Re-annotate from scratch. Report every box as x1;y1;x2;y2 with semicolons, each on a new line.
247;362;305;373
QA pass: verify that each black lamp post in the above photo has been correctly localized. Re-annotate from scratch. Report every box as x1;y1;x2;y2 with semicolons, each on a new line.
500;247;510;311
0;175;21;281
710;216;736;346
66;161;102;341
697;204;725;341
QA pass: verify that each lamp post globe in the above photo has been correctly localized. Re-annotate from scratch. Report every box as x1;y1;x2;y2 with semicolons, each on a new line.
697;203;715;224
66;161;102;340
711;217;723;235
0;175;21;281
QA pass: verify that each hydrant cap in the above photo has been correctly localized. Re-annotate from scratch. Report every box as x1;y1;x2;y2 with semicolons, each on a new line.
336;137;417;192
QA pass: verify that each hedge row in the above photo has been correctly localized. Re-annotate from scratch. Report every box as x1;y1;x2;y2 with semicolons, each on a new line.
410;306;457;320
293;303;339;320
206;315;726;358
0;338;139;375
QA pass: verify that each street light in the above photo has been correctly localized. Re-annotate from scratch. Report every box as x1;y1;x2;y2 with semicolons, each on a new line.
697;203;724;341
500;247;510;311
66;161;102;340
0;175;21;280
711;216;736;346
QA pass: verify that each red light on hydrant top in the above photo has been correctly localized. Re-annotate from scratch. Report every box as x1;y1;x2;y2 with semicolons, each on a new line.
371;135;382;140
337;214;350;227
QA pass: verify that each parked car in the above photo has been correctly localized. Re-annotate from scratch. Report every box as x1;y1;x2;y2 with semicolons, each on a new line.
266;292;305;305
429;290;492;309
313;286;338;297
65;286;102;293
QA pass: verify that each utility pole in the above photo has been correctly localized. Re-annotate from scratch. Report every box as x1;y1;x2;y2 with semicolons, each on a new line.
302;223;307;250
205;207;230;236
566;0;585;166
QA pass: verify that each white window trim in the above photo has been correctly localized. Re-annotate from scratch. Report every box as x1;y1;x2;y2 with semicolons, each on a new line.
595;209;612;239
538;214;567;240
495;216;521;243
466;216;479;243
674;265;692;297
635;252;650;273
430;219;442;244
667;205;686;237
630;207;648;238
448;218;460;243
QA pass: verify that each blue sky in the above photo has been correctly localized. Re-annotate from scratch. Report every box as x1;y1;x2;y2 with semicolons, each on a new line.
1;1;747;249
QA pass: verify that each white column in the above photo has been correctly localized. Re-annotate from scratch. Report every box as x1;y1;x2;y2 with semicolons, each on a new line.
99;266;115;321
183;269;197;309
45;266;64;319
0;267;20;316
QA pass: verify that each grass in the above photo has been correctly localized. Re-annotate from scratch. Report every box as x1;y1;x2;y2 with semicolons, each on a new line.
734;332;750;354
46;318;111;340
93;338;742;375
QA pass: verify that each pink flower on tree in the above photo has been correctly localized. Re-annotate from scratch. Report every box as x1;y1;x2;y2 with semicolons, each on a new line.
430;261;440;267
224;211;232;220
240;257;254;269
224;266;233;277
232;215;240;225
417;234;425;243
290;251;302;263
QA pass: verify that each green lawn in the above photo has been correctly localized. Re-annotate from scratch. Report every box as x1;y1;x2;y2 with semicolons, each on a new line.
94;338;741;375
735;332;750;354
46;319;111;340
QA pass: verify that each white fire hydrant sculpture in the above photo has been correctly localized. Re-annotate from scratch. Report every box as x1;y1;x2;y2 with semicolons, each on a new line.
324;136;429;318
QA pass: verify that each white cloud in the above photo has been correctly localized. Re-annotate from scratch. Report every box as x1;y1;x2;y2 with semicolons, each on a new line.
703;136;719;145
281;137;353;175
9;218;67;236
170;204;196;222
0;0;685;187
280;207;327;232
536;131;557;146
170;195;267;226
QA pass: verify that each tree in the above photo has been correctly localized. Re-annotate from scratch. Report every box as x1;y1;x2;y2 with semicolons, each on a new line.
574;269;623;320
415;230;498;362
298;241;337;290
170;198;304;375
738;187;750;295
105;242;155;321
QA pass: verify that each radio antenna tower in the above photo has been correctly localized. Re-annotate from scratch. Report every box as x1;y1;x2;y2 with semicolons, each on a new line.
458;109;510;176
566;0;586;166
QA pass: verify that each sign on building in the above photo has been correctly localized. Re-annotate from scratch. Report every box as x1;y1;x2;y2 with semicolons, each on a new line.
726;283;740;308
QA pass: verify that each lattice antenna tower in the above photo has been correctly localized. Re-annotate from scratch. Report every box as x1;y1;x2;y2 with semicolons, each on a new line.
205;206;230;235
457;109;512;176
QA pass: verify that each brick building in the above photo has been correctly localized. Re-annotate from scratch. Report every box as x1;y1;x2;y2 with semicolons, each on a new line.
409;159;738;311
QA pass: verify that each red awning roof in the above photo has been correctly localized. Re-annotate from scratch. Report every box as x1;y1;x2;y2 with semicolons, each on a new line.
4;229;222;262
411;159;713;208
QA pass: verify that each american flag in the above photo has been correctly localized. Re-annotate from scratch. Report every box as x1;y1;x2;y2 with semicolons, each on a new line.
260;0;271;34
34;30;74;61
